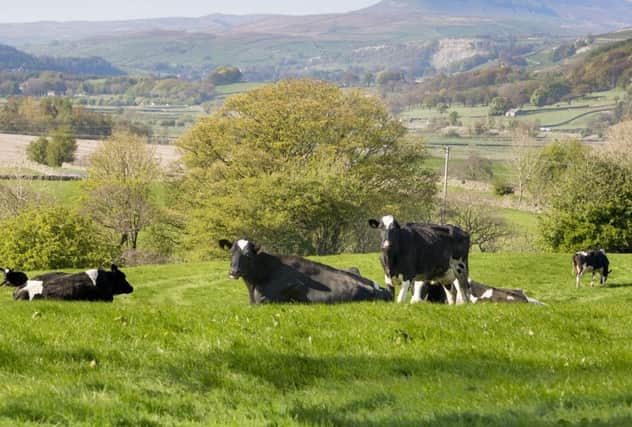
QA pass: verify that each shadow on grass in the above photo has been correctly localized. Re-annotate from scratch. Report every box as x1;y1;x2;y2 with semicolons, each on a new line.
289;401;632;427
604;282;632;289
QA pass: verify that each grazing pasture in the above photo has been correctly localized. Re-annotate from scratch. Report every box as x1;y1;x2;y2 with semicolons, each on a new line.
1;252;632;425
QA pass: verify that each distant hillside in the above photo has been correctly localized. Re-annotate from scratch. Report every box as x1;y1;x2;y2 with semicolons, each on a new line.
568;38;632;91
0;43;122;76
365;0;632;31
3;0;631;80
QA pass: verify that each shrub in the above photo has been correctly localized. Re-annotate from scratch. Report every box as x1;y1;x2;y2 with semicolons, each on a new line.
0;207;120;270
493;178;515;196
26;136;49;164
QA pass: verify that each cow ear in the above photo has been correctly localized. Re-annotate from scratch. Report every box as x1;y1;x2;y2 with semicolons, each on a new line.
111;264;119;272
218;239;233;251
253;243;262;254
368;219;380;229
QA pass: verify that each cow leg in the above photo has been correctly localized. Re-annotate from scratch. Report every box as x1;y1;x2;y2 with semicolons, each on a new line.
576;272;583;288
442;283;455;305
453;275;471;304
590;271;596;287
411;281;426;304
397;280;411;303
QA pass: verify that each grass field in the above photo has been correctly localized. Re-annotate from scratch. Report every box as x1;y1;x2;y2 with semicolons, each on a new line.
1;252;632;426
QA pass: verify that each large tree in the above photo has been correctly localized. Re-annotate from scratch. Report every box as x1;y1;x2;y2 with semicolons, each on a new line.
539;154;632;252
82;132;161;250
177;79;436;258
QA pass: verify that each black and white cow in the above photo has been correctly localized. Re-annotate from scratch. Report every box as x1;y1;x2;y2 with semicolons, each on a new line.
1;268;28;287
573;249;610;288
13;265;133;301
219;238;393;304
468;279;542;304
369;215;471;305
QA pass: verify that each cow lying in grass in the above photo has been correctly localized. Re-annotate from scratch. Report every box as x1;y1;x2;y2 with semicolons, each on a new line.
13;265;133;302
468;279;542;304
219;239;393;304
1;268;28;287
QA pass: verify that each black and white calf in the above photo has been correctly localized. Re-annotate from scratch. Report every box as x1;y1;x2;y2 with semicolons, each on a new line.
573;249;610;288
369;215;471;305
1;268;28;287
219;239;393;304
13;265;133;301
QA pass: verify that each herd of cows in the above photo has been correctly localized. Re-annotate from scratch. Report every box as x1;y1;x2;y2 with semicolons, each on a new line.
1;215;612;305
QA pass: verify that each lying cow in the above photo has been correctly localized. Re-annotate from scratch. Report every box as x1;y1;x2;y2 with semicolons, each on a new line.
219;239;393;304
369;215;471;305
468;279;542;304
1;268;28;287
573;249;610;288
14;265;133;302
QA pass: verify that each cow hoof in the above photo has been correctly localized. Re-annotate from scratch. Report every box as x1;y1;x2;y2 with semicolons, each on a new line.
410;298;423;304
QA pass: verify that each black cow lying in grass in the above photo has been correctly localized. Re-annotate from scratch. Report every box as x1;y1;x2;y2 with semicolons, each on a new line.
1;268;28;287
219;239;393;304
13;265;133;302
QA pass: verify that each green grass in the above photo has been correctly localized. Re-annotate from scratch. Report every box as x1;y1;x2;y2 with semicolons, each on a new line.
2;252;632;425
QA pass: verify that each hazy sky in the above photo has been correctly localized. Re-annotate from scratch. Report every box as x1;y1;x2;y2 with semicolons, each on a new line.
2;0;381;23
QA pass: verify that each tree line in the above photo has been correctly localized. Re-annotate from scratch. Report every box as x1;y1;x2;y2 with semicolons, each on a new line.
1;79;630;270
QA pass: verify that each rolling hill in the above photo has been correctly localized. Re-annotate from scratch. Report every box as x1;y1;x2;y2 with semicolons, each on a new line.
0;43;123;76
2;1;631;79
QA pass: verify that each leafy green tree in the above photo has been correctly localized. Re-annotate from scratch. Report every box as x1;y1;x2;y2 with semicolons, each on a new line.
489;96;511;116
532;139;590;203
177;79;436;258
530;87;547;107
539;156;632;252
26;135;49;164
45;127;77;167
448;110;459;126
0;207;119;270
208;66;242;85
82;132;162;250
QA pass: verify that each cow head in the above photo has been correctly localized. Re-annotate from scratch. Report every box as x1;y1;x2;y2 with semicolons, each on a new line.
219;238;261;279
369;215;402;275
369;215;402;250
101;264;134;295
1;268;28;287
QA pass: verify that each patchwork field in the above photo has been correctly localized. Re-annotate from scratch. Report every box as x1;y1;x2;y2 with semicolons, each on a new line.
0;133;180;175
1;252;632;426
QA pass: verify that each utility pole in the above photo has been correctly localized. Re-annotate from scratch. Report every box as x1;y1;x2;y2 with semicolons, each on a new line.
441;146;449;224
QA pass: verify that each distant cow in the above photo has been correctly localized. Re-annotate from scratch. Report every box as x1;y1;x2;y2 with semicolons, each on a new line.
369;215;471;304
219;239;393;304
573;249;610;288
1;268;28;287
468;279;542;304
14;265;133;301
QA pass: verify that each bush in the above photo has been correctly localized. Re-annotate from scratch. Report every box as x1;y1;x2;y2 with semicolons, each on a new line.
46;128;77;167
493;178;515;196
0;207;120;270
26;136;49;164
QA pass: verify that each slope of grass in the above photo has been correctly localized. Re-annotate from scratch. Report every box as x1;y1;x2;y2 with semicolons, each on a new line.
1;253;632;425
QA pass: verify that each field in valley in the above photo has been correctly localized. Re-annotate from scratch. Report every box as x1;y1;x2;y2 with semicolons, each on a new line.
1;252;632;426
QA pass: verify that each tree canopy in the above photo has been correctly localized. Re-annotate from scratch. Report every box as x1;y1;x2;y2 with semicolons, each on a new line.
177;79;436;258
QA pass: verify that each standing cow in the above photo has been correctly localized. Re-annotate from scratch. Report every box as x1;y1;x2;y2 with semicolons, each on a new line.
219;238;393;304
369;215;471;305
573;249;610;288
14;265;133;301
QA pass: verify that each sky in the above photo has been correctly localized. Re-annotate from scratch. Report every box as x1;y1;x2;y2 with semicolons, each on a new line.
2;0;381;23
